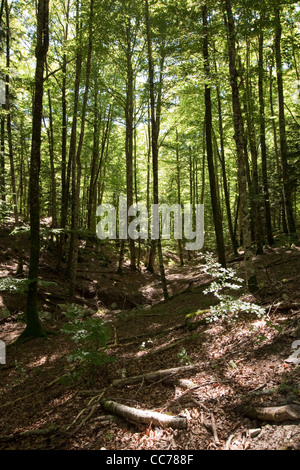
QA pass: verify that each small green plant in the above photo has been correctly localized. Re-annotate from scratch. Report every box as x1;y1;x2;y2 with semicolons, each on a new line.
201;253;266;323
0;277;57;295
178;347;192;365
61;303;115;385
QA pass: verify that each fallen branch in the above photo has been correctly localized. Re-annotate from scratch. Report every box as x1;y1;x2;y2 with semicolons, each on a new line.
243;404;300;422
100;398;187;429
0;426;60;443
111;364;199;388
210;413;220;444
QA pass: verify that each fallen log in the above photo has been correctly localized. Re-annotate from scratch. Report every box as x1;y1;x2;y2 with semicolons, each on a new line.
112;364;199;387
243;404;300;422
100;399;187;429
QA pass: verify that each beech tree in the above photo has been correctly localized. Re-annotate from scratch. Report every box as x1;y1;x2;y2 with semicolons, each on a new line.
18;0;49;340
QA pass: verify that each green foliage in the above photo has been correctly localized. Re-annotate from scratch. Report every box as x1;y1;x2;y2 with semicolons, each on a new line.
0;277;30;295
201;253;266;323
178;347;193;365
60;303;115;385
0;201;11;223
9;226;30;236
0;277;57;295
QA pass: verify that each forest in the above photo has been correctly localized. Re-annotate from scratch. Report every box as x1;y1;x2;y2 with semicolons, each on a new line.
1;0;300;452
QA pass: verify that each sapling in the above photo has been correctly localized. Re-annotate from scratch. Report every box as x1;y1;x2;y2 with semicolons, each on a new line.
201;253;266;323
61;303;115;384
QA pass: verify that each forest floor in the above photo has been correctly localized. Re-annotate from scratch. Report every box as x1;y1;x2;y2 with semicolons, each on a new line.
1;223;300;451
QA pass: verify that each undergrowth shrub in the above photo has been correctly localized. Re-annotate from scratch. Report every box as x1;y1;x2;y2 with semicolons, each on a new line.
0;277;57;294
201;253;266;323
60;304;115;385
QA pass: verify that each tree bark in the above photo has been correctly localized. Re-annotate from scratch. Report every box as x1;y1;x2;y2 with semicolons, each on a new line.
125;19;136;270
67;0;94;297
274;8;298;243
18;0;49;341
5;0;18;224
203;6;226;267
0;116;5;204
175;129;184;267
258;31;274;246
224;0;258;293
144;0;169;300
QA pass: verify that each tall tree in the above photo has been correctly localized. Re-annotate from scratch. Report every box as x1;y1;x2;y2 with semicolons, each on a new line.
144;0;169;300
5;0;18;224
224;0;258;292
258;28;274;246
202;5;226;267
67;0;94;296
274;7;298;243
18;0;49;341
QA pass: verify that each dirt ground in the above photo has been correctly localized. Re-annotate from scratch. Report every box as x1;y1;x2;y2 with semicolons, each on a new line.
1;224;300;451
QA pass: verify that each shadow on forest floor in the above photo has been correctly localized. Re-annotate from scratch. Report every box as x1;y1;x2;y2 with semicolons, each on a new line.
1;224;300;450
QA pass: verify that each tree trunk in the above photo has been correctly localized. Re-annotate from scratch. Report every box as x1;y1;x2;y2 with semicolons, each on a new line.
5;0;18;224
44;86;57;227
203;6;226;267
125;21;136;270
244;42;264;254
0;116;5;204
18;0;49;341
57;0;70;267
258;30;274;246
224;0;258;292
67;0;94;297
144;0;169;300
176;129;184;267
274;8;298;243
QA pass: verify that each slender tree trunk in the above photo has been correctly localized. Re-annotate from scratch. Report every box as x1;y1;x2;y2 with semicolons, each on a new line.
57;0;70;266
269;54;283;233
87;93;101;232
67;0;94;297
144;0;169;300
258;30;274;246
88;104;112;233
125;22;136;270
44;87;57;227
224;0;258;292
0;116;5;204
5;0;18;224
203;6;226;267
274;8;298;243
244;42;264;254
18;0;49;341
175;129;184;267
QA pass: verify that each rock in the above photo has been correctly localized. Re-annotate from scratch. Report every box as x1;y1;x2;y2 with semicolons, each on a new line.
291;340;300;350
40;311;52;320
249;428;261;438
285;350;300;365
285;340;300;365
0;307;10;320
291;324;300;338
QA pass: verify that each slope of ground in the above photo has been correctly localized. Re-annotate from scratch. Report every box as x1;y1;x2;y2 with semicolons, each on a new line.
1;225;300;451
